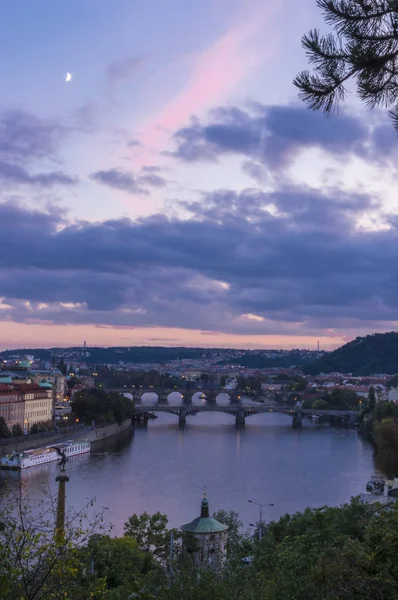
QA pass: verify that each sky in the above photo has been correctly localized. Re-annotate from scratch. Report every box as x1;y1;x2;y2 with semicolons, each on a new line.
1;0;398;351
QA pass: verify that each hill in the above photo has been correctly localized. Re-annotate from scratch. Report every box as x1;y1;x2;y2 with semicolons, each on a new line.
303;332;398;375
218;350;323;369
0;346;209;365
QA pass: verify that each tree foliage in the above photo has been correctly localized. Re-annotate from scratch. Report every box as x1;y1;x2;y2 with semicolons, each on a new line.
368;386;376;413
11;422;23;436
0;416;11;438
6;499;398;599
0;490;107;600
294;0;398;130
387;373;398;388
71;388;134;425
124;511;181;564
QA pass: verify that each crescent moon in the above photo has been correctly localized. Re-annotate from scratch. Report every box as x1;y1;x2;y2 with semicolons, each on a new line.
65;72;72;82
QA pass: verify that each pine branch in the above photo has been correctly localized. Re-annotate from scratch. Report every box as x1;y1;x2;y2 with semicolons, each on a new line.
295;0;398;129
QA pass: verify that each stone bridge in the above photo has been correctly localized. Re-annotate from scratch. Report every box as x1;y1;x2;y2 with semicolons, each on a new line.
132;402;358;428
112;387;245;404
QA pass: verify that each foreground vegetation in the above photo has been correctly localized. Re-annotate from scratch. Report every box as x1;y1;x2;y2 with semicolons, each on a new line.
3;489;398;600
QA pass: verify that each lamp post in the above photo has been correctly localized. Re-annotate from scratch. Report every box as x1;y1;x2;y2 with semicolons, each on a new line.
248;500;274;540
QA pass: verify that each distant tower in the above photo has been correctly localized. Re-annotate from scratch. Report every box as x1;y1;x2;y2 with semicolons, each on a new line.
181;490;228;567
317;340;320;352
83;340;86;349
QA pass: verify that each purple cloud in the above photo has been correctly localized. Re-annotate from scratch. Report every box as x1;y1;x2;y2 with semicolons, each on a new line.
91;168;149;195
0;110;66;163
91;167;166;194
0;185;397;336
172;104;388;172
0;161;77;187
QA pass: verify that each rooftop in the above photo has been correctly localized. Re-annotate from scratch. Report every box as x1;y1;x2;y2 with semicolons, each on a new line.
180;492;228;534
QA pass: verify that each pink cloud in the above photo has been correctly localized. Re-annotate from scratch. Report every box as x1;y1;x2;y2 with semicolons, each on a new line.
134;8;277;164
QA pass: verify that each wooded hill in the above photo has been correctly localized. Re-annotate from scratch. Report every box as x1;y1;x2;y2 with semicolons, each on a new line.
304;332;398;375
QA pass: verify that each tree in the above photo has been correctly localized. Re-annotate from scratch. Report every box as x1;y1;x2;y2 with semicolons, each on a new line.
387;373;398;388
0;416;11;438
325;388;359;409
212;510;243;549
72;389;134;426
374;417;398;477
0;488;107;599
67;376;81;390
294;1;398;131
11;423;23;436
124;512;181;564
83;535;159;597
312;398;330;410
57;357;67;375
368;386;376;413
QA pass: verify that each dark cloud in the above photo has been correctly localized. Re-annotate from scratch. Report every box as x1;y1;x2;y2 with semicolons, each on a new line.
91;167;166;194
0;110;66;163
91;168;149;195
172;104;390;171
0;161;77;187
139;173;166;187
241;161;267;184
0;185;397;337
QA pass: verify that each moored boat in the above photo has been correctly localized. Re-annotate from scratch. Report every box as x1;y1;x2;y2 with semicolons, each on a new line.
0;440;90;470
365;476;385;495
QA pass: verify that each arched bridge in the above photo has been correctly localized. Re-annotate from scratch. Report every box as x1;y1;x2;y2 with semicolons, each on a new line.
132;402;358;428
113;387;247;404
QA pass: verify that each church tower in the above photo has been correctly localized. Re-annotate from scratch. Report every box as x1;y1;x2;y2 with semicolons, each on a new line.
180;490;228;567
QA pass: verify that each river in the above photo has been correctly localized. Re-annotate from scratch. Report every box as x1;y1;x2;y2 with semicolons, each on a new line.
0;394;377;536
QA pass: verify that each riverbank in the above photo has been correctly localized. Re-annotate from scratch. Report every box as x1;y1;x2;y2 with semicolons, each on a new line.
0;419;133;456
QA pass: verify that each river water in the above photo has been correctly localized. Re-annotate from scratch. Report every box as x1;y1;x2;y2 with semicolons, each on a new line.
0;394;377;536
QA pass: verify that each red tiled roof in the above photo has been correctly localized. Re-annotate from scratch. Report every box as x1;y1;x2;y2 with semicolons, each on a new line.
17;383;45;393
0;383;15;391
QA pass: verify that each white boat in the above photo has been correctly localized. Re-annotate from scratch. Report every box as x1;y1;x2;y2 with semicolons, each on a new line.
0;440;90;470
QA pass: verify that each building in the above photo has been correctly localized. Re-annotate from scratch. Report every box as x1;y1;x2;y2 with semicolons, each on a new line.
388;388;398;403
261;383;283;392
19;384;53;433
180;492;228;567
0;384;24;430
181;370;202;382
30;369;67;415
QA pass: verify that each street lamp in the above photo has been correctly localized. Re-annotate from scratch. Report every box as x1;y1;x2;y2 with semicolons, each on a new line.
248;500;274;541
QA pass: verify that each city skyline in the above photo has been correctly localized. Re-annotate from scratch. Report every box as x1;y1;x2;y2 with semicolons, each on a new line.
1;0;398;351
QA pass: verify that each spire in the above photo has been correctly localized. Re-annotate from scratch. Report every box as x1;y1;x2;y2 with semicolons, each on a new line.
200;487;209;518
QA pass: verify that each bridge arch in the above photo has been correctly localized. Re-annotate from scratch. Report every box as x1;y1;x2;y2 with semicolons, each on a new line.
166;391;184;405
139;391;158;406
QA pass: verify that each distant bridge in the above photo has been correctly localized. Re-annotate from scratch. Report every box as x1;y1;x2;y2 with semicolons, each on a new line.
132;402;358;428
112;387;248;403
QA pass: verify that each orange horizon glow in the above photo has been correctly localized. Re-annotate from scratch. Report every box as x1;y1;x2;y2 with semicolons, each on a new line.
0;321;347;351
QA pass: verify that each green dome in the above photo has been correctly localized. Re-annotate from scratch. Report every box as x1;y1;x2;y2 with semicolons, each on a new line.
39;382;53;389
181;516;228;534
181;493;228;534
